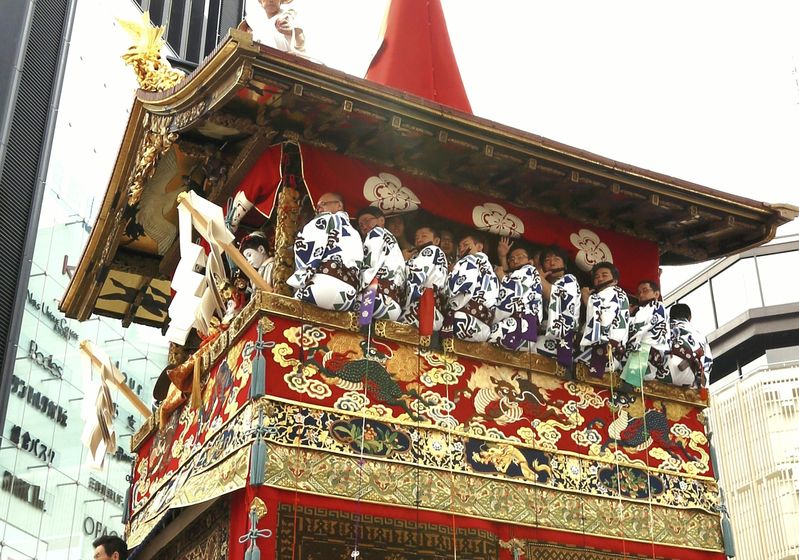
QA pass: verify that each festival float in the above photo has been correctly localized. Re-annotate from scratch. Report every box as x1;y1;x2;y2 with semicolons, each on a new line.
61;3;797;559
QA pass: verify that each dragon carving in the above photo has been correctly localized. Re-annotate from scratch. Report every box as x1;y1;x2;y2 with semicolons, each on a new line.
117;11;184;91
303;340;433;421
469;370;568;425
589;393;698;462
473;443;553;481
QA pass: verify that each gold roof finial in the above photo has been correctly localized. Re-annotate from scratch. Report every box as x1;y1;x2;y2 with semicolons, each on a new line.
117;11;184;92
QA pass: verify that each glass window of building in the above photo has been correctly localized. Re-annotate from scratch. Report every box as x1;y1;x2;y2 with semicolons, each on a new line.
756;250;799;307
676;281;717;336
710;258;762;327
0;1;168;559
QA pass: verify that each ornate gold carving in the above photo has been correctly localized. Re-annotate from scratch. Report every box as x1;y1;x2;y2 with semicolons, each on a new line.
260;292;302;316
271;183;300;295
259;292;357;331
228;297;257;336
250;497;268;521
258;316;276;333
449;339;559;376
131;414;157;453
499;538;526;557
643;378;709;406
118;11;184;92
172;100;207;131
374;320;420;346
127;113;178;207
209;329;229;363
264;445;724;552
574;362;708;407
253;398;278;420
176;140;215;160
530;352;559;375
206;111;261;135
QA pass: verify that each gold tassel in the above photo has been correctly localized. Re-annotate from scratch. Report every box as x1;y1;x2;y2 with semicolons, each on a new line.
190;350;203;409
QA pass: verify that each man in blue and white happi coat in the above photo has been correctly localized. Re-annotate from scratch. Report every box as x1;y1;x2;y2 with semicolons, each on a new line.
287;193;363;311
618;280;669;393
355;207;406;321
488;241;542;350
444;233;499;342
401;225;449;331
662;303;713;389
535;245;581;368
577;262;630;378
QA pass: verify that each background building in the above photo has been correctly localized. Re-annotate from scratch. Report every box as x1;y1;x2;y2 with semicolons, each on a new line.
0;0;243;558
131;0;245;64
666;235;799;560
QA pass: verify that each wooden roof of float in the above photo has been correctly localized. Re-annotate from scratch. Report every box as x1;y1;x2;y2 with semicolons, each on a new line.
60;30;798;327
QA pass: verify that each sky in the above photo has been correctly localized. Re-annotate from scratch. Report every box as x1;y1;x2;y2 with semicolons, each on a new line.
265;1;799;290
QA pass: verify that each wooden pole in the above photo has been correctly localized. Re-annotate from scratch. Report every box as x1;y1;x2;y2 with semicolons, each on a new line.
176;192;272;292
79;340;152;418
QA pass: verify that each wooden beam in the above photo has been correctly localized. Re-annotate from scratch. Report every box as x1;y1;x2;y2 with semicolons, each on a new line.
113;247;166;279
79;340;152;418
121;277;153;328
176;192;271;292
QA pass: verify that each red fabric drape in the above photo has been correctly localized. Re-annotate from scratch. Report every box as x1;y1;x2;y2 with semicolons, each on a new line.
365;0;472;113
233;144;284;217
299;144;660;293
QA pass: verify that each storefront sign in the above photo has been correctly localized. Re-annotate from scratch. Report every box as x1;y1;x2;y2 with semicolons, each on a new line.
27;340;64;379
88;476;124;506
1;471;46;511
9;425;56;464
25;288;147;396
25;290;79;341
113;445;135;464
10;374;68;427
118;367;143;397
83;516;119;538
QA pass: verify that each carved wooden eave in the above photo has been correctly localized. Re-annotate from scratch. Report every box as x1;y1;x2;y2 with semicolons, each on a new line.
60;30;798;325
61;32;262;324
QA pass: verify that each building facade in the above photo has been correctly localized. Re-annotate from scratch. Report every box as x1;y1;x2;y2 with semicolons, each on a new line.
666;235;799;560
0;0;244;558
0;3;165;559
